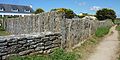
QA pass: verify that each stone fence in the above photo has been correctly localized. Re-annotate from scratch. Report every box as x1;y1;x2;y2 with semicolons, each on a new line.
1;12;113;49
0;32;62;59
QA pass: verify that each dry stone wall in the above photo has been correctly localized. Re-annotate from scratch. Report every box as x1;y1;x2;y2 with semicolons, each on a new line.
3;12;113;48
0;32;62;59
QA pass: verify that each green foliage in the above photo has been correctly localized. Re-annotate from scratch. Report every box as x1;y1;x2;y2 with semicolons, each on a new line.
50;48;77;60
116;26;120;31
96;8;116;20
95;27;110;37
73;36;100;60
0;31;10;36
8;48;78;60
0;26;10;36
51;8;76;19
0;26;5;31
114;19;120;25
34;8;44;14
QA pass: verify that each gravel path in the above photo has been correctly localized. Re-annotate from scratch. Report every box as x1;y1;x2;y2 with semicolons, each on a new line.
87;25;119;60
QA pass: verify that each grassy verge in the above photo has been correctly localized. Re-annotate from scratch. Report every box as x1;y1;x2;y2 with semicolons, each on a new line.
73;26;111;60
116;26;120;31
7;26;111;60
116;25;120;60
8;48;78;60
0;27;10;36
0;31;10;36
73;36;100;60
95;27;110;37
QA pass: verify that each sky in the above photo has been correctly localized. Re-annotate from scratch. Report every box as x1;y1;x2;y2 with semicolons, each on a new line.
0;0;120;17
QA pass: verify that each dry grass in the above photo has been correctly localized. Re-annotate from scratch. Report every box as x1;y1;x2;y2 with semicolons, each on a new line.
72;27;112;60
0;31;10;36
116;31;120;60
72;36;102;60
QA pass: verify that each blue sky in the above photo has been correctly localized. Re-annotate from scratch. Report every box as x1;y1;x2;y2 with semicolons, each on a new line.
0;0;120;17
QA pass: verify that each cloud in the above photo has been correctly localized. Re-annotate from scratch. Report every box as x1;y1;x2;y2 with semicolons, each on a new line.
78;2;86;6
90;6;101;11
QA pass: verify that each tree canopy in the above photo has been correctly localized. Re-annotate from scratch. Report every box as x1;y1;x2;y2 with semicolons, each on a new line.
96;8;116;20
34;8;44;14
51;8;76;19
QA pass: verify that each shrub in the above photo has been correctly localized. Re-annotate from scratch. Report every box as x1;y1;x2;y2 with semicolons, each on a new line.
96;8;116;21
34;8;44;14
51;8;76;19
95;27;110;37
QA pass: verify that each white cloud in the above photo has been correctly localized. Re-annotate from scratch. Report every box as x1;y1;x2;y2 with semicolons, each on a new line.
78;2;86;6
90;6;101;11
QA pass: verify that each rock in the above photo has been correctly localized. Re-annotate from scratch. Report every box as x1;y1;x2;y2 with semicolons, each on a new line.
35;46;44;51
19;49;34;55
0;42;7;46
44;41;52;46
0;39;6;43
18;40;26;44
0;32;62;60
29;51;43;55
0;52;7;56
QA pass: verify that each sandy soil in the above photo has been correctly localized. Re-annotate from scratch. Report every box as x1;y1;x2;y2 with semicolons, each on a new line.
87;25;119;60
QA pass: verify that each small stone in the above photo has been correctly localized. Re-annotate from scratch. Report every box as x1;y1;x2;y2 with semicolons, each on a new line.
0;52;7;56
0;42;7;46
19;49;34;55
35;46;44;51
0;39;6;43
18;40;26;44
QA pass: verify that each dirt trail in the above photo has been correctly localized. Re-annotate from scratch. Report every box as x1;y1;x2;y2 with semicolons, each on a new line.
87;25;119;60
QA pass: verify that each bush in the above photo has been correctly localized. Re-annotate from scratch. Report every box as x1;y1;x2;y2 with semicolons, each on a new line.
96;8;116;20
51;8;76;19
8;48;78;60
34;8;44;14
95;27;110;37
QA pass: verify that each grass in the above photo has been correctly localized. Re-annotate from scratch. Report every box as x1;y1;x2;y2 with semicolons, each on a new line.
116;25;120;60
73;36;100;60
95;27;110;37
73;26;111;60
0;31;10;36
114;20;120;25
7;48;78;60
7;26;111;60
116;25;120;31
8;37;100;60
0;26;10;36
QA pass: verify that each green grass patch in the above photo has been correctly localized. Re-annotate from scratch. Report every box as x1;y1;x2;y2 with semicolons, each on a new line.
117;26;120;60
114;20;120;25
95;27;110;37
0;26;10;36
72;27;111;60
116;26;120;31
73;36;100;60
7;48;78;60
0;31;10;36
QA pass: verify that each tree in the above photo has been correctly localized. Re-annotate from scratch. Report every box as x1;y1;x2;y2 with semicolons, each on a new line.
50;8;76;19
96;8;116;20
34;8;44;14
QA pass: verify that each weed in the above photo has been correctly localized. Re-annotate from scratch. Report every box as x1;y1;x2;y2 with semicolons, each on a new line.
8;48;78;60
95;27;110;37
